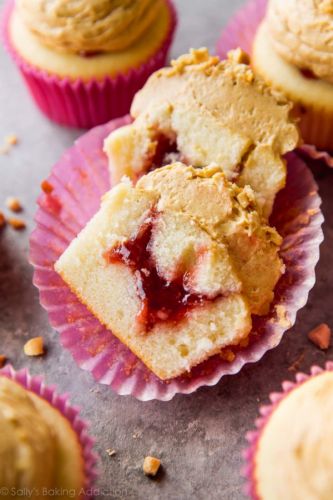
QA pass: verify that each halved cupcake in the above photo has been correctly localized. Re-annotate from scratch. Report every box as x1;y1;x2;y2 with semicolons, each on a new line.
30;49;323;399
55;162;283;380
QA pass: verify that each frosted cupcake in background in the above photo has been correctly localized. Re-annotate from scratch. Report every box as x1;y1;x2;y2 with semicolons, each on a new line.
0;365;96;498
2;0;177;128
245;362;333;499
251;0;333;151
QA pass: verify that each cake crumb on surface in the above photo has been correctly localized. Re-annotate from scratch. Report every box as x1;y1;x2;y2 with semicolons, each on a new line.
5;134;18;145
143;456;161;477
6;197;22;212
0;355;7;368
308;323;331;350
106;449;116;457
8;217;26;230
24;337;44;356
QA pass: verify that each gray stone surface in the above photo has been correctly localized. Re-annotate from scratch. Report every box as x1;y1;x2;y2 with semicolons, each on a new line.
0;1;332;499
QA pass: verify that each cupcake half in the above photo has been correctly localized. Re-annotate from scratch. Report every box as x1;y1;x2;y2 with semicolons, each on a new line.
244;362;333;500
30;50;323;399
2;0;177;128
0;365;96;497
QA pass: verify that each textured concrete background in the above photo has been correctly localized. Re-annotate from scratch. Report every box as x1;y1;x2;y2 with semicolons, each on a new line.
0;1;333;499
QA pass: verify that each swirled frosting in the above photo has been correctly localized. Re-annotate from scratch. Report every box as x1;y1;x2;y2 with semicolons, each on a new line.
267;0;333;82
256;371;333;500
16;0;162;54
0;377;56;492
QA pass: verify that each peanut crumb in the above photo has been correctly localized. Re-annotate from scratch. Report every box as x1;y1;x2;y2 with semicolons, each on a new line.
24;337;44;356
143;456;161;477
6;197;22;213
106;449;116;457
8;217;26;230
308;323;331;350
41;180;54;194
0;355;7;368
288;351;305;372
5;134;18;146
0;211;6;228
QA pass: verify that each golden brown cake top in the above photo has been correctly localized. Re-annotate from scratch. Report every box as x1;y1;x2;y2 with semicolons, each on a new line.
105;48;299;218
17;0;162;54
267;0;333;82
256;371;333;499
0;376;57;490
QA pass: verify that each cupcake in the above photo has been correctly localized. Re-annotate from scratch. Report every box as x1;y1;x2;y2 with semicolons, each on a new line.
2;0;177;128
104;48;299;218
251;0;333;151
245;363;333;499
0;366;96;497
30;49;323;399
55;162;283;380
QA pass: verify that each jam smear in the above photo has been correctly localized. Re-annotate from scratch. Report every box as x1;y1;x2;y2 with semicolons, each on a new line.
149;135;184;174
104;213;207;331
300;68;318;80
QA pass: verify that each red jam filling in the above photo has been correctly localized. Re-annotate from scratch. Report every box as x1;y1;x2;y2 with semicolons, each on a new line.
149;135;183;173
300;68;318;80
104;213;208;330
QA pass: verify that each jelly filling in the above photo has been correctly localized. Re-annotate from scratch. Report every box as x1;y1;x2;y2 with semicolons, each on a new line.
104;213;209;330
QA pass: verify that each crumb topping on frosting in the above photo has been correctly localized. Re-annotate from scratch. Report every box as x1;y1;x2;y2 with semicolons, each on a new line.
267;0;333;82
104;48;299;218
16;0;162;54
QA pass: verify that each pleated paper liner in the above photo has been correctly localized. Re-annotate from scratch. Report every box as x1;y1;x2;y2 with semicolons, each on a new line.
2;0;177;128
29;115;323;401
216;0;333;168
0;364;98;498
243;361;333;499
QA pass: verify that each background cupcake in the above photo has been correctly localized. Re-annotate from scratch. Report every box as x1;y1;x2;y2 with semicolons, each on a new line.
244;362;333;499
217;0;333;153
0;365;97;498
2;0;177;128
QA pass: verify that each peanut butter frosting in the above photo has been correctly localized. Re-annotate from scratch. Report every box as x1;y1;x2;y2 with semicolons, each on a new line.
267;0;333;83
16;0;162;54
256;371;333;500
0;377;57;492
0;376;84;498
104;48;299;218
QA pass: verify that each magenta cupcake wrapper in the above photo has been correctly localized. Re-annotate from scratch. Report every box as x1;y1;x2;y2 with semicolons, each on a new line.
2;0;177;128
216;0;333;168
0;364;98;498
29;115;323;401
243;361;333;499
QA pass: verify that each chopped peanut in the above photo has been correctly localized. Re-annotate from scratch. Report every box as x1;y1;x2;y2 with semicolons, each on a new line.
143;456;161;477
5;134;18;146
0;211;6;228
308;323;331;350
6;197;22;212
24;337;44;356
41;180;54;194
106;449;116;457
8;217;26;230
0;355;7;368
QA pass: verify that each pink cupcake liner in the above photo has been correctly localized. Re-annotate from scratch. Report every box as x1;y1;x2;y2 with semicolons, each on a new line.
0;364;98;498
243;361;333;499
216;0;333;168
29;115;324;401
1;0;177;129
